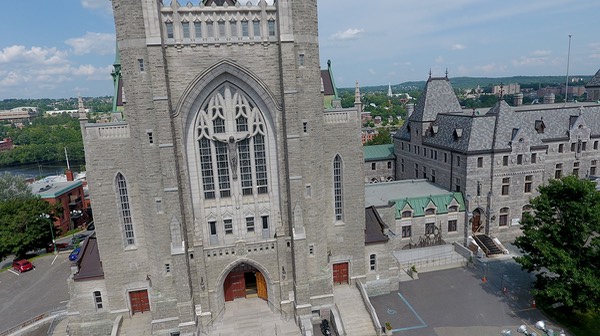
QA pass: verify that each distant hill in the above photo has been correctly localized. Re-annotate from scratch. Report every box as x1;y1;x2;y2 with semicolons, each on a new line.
341;75;593;93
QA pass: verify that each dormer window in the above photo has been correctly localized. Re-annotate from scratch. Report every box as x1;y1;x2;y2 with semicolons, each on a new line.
448;205;458;212
401;210;412;218
534;120;545;134
430;125;439;136
453;128;462;140
425;208;435;216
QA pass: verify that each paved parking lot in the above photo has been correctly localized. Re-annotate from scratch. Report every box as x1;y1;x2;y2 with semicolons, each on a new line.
0;253;71;332
370;254;563;336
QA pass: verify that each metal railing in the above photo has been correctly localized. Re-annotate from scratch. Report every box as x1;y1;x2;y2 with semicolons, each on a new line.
0;309;67;336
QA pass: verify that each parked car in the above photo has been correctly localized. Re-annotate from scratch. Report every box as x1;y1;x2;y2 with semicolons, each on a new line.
69;247;82;261
46;242;69;253
12;259;34;273
86;223;95;231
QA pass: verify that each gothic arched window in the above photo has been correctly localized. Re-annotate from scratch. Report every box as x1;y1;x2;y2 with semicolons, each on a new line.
333;155;343;221
196;84;269;199
116;173;135;245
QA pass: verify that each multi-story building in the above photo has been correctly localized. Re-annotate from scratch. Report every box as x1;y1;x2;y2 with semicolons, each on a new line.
395;73;600;242
492;83;520;96
30;173;87;234
364;144;395;183
67;0;365;335
0;138;13;152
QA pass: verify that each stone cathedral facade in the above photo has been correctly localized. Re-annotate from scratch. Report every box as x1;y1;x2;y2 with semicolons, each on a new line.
67;0;365;335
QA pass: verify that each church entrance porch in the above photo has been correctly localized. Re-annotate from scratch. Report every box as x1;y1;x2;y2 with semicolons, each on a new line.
224;263;267;301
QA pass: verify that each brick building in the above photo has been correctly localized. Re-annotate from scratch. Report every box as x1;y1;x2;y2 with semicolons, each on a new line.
0;138;13;152
30;174;87;235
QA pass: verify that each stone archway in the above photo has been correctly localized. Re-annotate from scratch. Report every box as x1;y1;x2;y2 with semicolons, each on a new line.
223;263;268;301
472;208;483;233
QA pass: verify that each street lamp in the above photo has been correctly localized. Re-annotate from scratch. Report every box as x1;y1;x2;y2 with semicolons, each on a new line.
535;320;566;336
70;209;83;230
42;213;57;254
517;325;534;336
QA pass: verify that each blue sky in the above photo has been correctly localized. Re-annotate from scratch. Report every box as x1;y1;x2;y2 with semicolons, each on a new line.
1;0;600;99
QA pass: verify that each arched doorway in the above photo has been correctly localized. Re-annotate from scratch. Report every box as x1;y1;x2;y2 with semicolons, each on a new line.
223;263;267;301
472;208;482;233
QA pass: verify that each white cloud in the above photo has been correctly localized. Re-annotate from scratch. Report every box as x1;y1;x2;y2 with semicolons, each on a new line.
456;63;507;75
81;0;112;13
451;44;466;50
0;43;112;98
435;56;444;64
532;50;552;56
368;68;376;75
65;32;115;56
0;45;68;65
330;28;364;41
588;42;600;59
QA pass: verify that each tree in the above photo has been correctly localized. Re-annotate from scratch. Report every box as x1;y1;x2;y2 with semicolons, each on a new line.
0;197;61;259
514;175;600;312
0;172;62;259
0;172;30;201
365;128;392;145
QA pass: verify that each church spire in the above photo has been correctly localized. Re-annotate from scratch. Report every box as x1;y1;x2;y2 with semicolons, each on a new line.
354;81;362;113
387;82;393;97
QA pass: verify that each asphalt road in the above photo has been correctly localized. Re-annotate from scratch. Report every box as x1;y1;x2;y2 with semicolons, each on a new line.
370;250;566;336
0;252;71;332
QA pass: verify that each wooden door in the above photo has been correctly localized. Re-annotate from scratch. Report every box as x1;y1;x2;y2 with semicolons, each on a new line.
256;271;267;300
129;290;150;314
224;272;246;301
472;211;481;232
332;263;349;284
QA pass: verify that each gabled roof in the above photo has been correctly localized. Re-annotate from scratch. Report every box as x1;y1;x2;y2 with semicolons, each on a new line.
365;206;389;244
586;68;600;87
73;235;104;281
409;77;462;122
393;193;465;218
321;69;335;96
364;144;394;161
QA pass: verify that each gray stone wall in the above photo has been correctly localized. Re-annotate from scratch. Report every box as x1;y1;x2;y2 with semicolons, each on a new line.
364;160;395;183
70;0;367;334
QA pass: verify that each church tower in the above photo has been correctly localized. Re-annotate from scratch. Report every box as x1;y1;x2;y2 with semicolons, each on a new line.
68;1;365;334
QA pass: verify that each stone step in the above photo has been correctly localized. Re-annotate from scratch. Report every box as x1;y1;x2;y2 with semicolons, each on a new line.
333;285;376;336
475;234;503;255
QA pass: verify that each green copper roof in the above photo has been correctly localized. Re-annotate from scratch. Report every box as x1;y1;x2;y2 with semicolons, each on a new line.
363;144;394;161
392;192;465;218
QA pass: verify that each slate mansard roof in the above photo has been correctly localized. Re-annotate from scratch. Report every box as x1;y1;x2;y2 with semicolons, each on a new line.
409;77;462;123
586;68;600;88
397;76;600;154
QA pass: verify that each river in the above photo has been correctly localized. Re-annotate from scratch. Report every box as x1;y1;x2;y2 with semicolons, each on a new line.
0;161;86;180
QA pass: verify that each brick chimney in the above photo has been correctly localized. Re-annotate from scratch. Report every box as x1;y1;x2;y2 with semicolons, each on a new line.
66;169;74;182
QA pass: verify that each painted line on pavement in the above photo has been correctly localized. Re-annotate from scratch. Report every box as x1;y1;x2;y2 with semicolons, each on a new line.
8;269;19;276
52;253;59;265
390;292;427;333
